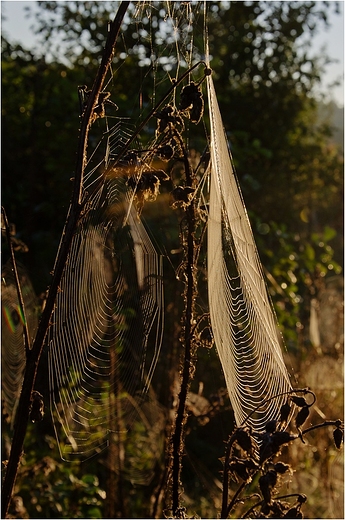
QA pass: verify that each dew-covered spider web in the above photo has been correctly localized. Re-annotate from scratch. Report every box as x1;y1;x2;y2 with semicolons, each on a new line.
46;1;207;472
206;71;292;433
47;118;165;463
1;261;38;426
46;1;294;472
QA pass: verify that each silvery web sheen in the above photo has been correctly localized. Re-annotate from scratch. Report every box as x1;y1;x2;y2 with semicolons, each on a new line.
207;72;292;433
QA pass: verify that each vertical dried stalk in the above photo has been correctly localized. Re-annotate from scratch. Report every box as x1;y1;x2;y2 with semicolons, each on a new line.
1;3;129;516
170;139;197;516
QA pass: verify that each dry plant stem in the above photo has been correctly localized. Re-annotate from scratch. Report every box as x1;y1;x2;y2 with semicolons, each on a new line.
240;387;316;428
1;207;31;354
107;340;126;518
107;61;207;171
171;137;196;516
301;420;342;435
151;455;170;518
1;3;129;517
221;435;237;518
242;493;305;518
226;481;247;518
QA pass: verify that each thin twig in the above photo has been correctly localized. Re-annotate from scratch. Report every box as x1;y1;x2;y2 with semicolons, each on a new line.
1;3;129;517
301;420;343;436
242;493;306;518
221;434;237;518
108;61;208;170
226;481;247;518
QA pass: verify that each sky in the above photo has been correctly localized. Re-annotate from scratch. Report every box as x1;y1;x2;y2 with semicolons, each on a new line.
1;0;344;107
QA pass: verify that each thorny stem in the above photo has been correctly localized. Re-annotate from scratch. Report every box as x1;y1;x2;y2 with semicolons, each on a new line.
1;207;31;354
170;132;197;516
0;3;129;517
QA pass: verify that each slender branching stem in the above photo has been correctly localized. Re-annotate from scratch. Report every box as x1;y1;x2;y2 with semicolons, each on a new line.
301;420;343;436
170;132;197;516
226;481;247;518
221;434;237;518
108;61;208;171
240;388;316;429
242;493;306;518
1;4;129;516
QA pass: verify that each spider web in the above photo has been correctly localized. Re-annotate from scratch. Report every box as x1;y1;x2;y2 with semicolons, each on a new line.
1;261;38;426
46;1;206;472
47;124;164;461
206;72;292;433
46;1;294;473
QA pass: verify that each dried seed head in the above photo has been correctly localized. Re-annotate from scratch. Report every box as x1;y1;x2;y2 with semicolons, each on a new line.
30;391;44;423
179;82;204;124
333;427;343;449
261;502;271;516
272;431;296;448
156;144;174;161
229;459;252;482
283;505;303;518
260;431;295;462
155;105;182;134
229;457;259;482
179;82;200;110
171;186;195;207
234;427;254;453
190;96;204;124
274;462;291;474
291;396;307;408
271;501;290;517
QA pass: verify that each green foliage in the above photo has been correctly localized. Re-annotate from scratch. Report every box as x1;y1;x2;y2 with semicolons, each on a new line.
3;420;105;519
253;218;342;346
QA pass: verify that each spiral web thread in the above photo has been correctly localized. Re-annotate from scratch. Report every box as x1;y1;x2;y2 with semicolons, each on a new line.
47;121;164;463
206;73;292;434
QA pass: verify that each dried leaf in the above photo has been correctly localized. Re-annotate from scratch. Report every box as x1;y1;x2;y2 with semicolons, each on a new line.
259;470;277;504
295;406;309;429
333;427;343;449
291;396;307;407
280;402;291;424
274;462;291;474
